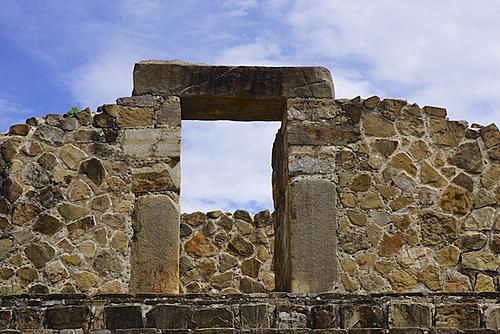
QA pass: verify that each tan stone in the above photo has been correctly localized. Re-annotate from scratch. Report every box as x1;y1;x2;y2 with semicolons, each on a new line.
0;239;14;260
423;105;447;118
440;185;470;215
94;227;108;245
12;202;41;226
355;252;376;270
58;203;89;220
435;245;460;269
346;210;367;226
257;246;270;262
443;272;471;292
371;139;398;157
350;173;371;191
363;112;396;137
185;232;217;257
91;194;111;211
73;271;99;291
480;123;500;148
61;254;82;266
422;265;441;291
408;140;431;161
462;251;500;271
359;270;390;292
110;231;129;253
464;207;495;230
52;168;76;185
379;232;405;257
60;144;88;169
360;192;384;209
340;272;359;292
44;260;69;283
116;106;154;128
389;195;415;211
241;258;261;278
69;180;93;201
420;161;447;188
448;142;483;173
340;193;357;208
79;241;96;258
475;273;495;292
93;279;124;294
376;185;397;199
428;119;466;146
389;153;417;176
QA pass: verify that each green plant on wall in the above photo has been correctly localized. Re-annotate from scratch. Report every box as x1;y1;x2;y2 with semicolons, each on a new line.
64;106;79;118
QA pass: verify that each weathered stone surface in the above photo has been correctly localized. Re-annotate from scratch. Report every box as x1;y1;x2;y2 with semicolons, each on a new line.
372;139;398;157
452;172;474;192
146;304;191;329
228;234;254;257
116;106;154;128
241;258;261;278
67;216;96;239
12;202;40;225
388;303;431;328
122;128;180;159
360;192;383;209
134;62;334;110
24;241;55;268
389;153;417;176
241;304;270;329
69;180;93;201
435;245;460;269
79;158;106;186
440;185;470;215
157;96;181;127
193;307;234;328
420;211;459;246
286;179;337;293
435;304;480;329
34;124;65;145
350;174;371;192
340;304;383;329
378;232;405;257
34;214;64;236
0;177;23;202
44;260;69;283
420;161;447;188
73;271;99;291
473;188;496;208
104;306;144;330
130;194;179;293
480;123;500;148
464;207;495;230
460;231;487;250
462;251;500;271
485;305;500;330
131;162;179;193
287;121;361;146
378;99;406;121
93;249;123;278
240;276;266;293
91;195;111;212
22;163;50;188
475;273;495;292
0;239;14;260
448;142;483;173
423;105;447;118
185;232;217;257
363;112;396;137
14;307;44;329
428;119;466;146
58;203;89;220
60;144;88;169
46;306;90;329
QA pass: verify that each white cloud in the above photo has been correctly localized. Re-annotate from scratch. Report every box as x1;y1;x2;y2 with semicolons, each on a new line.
0;96;33;133
215;38;286;66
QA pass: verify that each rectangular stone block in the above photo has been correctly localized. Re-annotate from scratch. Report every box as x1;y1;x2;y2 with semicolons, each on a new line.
287;179;338;292
104;306;144;330
122;128;180;159
45;306;90;329
274;304;309;329
388;303;432;328
192;307;234;328
146;305;191;329
131;162;180;194
339;304;384;329
241;304;271;329
287;98;340;121
116;106;154;128
14;308;44;329
157;96;181;127
435;303;480;329
309;305;338;329
130;194;180;294
0;311;11;329
287;121;361;146
288;146;336;176
133;61;334;99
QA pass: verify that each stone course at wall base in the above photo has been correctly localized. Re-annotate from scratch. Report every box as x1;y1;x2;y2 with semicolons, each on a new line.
0;293;499;333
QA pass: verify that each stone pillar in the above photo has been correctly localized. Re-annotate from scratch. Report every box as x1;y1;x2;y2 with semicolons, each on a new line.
117;95;182;294
274;98;360;292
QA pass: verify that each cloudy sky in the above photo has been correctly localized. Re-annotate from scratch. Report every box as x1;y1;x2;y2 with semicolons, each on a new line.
1;1;499;213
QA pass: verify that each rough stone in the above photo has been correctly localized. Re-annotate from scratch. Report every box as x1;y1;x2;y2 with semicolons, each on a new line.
131;162;179;193
480;123;500;148
475;273;495;292
435;304;480;329
360;192;383;209
363;112;396;137
79;158;106;186
93;249;123;278
12;202;41;225
58;203;90;220
185;232;217;257
122;128;180;159
24;241;55;268
33;214;64;236
420;211;459;246
15;307;44;330
462;251;500;271
146;304;191;329
73;271;99;291
104;306;144;330
340;304;383;329
485;305;500;330
67;216;96;239
378;232;405;257
371;139;398;157
350;174;371;191
423;105;447;118
0;239;14;260
130;194;179;294
420;161;447;188
34;124;65;146
389;153;417;176
435;244;460;269
388;303;432;328
287;121;361;146
228;234;254;257
46;306;90;329
448;142;483;173
45;260;69;283
241;258;261;278
69;180;93;201
91;195;111;212
60;144;88;169
192;307;234;329
240;276;266;293
464;207;495;230
116;106;154;128
428;119;466;146
440;185;470;215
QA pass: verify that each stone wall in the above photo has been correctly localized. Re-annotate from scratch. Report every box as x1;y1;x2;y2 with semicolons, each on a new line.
179;210;274;294
0;293;499;332
281;96;499;294
0;96;182;295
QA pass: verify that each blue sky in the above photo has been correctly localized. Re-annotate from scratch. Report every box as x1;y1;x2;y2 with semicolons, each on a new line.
1;1;499;213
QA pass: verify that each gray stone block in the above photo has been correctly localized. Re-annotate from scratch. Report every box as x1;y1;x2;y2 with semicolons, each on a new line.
130;194;180;294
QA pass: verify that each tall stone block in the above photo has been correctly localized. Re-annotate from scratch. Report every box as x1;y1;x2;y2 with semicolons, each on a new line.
287;178;337;292
130;194;180;294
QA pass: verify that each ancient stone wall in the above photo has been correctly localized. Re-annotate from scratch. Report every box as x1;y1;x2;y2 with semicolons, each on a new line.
281;96;499;294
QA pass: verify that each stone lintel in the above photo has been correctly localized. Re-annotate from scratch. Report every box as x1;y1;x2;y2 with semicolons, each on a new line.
133;60;334;121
